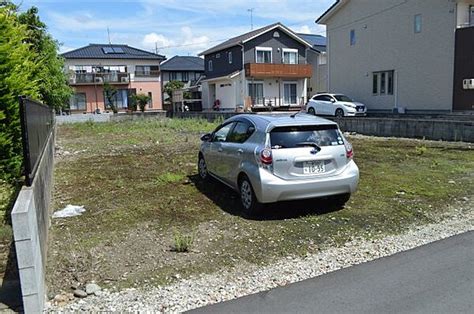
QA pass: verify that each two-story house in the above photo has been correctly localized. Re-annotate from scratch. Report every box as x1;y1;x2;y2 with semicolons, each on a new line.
160;55;205;102
317;0;474;113
199;23;315;111
62;44;166;113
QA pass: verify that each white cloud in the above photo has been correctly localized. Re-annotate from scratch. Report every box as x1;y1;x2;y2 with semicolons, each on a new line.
295;25;311;34
142;33;175;50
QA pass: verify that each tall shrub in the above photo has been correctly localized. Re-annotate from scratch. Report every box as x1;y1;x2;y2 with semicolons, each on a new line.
0;4;40;181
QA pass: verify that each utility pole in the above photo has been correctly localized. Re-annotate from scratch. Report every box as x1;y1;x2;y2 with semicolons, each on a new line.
155;42;158;54
247;8;254;30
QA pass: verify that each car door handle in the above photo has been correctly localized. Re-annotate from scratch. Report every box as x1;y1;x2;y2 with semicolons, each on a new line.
218;148;223;152
237;149;244;154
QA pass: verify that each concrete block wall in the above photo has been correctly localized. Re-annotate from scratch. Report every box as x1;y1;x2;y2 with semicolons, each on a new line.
332;117;474;142
11;128;55;312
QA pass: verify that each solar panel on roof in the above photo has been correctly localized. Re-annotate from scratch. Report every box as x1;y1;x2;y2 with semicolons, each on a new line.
102;47;114;54
112;47;124;53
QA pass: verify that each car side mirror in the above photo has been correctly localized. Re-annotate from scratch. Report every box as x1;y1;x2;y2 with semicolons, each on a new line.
200;133;212;142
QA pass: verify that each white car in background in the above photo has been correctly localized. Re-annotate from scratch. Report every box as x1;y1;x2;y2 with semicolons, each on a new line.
306;93;367;117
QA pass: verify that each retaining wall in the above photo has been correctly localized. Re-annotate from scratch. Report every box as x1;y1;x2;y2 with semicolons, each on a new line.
11;128;55;312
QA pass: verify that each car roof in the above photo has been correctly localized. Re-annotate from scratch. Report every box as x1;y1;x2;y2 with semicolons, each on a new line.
227;113;337;131
313;93;345;97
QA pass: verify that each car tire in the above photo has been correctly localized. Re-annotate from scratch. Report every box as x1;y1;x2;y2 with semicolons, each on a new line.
335;108;344;118
239;175;261;216
332;193;351;207
198;155;208;180
308;107;316;115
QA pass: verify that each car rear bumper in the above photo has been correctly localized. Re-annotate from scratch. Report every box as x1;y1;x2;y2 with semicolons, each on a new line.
253;161;359;203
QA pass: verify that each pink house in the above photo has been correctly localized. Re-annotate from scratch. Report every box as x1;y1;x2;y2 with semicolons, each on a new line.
62;44;166;113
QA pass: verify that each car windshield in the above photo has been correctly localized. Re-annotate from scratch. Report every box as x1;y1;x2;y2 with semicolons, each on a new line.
270;125;344;149
334;95;353;102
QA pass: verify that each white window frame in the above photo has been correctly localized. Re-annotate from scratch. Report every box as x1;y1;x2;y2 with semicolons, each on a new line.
372;70;394;96
255;47;273;64
282;48;299;64
228;51;232;64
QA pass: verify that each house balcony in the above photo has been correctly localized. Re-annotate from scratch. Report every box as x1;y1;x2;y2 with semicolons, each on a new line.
68;72;130;85
244;63;312;78
134;70;161;77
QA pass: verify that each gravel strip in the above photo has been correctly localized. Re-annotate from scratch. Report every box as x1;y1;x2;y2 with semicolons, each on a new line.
47;201;473;313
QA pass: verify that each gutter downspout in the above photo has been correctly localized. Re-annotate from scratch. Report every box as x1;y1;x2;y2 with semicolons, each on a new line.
238;43;246;110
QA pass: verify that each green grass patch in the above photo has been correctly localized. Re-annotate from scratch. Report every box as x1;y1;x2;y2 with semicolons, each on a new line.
47;118;474;294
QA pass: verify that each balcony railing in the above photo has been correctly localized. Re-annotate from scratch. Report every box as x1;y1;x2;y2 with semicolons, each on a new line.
68;72;130;85
247;96;305;108
134;70;161;77
245;63;312;78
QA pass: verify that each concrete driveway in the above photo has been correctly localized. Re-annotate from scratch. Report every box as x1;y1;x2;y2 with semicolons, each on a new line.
190;231;474;314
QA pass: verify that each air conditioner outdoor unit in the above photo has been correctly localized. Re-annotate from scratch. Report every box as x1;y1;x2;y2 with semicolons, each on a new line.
69;77;76;84
121;76;129;83
94;77;103;83
463;79;474;90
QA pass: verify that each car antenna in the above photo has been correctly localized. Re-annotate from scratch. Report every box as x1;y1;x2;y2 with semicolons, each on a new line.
290;108;305;118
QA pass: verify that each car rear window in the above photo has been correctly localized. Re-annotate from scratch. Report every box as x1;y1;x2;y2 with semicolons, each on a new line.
270;125;344;148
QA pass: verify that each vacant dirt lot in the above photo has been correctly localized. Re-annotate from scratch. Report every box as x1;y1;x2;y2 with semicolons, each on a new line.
47;118;474;295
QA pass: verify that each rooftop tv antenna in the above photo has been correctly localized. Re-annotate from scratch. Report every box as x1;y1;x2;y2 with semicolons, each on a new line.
107;27;111;44
247;8;254;30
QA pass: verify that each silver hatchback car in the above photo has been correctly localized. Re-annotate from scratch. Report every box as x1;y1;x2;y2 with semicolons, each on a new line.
198;114;359;214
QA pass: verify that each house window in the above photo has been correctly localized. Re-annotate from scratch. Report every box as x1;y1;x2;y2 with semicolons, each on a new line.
208;60;213;71
350;29;356;46
104;89;129;109
69;93;86;111
248;82;264;105
283;49;298;64
372;70;394;96
283;83;297;105
228;51;232;64
136;65;159;76
181;72;189;82
318;53;327;65
148;92;153;108
170;72;178;81
256;47;272;63
216;53;220;58
372;73;378;94
414;14;422;33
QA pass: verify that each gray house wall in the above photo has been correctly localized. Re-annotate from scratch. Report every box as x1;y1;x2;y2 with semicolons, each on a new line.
323;0;458;113
204;45;243;80
243;30;307;64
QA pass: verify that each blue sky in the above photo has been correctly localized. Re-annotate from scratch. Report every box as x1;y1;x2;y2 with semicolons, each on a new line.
17;0;332;58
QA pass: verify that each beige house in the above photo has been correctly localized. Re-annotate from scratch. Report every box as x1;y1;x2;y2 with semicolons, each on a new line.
317;0;474;113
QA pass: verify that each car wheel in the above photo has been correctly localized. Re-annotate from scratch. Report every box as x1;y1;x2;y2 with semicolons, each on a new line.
239;175;261;216
335;108;344;118
198;155;208;180
332;193;351;207
308;107;316;115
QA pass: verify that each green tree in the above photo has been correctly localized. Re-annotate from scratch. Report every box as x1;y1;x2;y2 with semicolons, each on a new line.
133;93;151;112
0;4;41;181
103;83;118;114
18;6;71;110
164;80;185;100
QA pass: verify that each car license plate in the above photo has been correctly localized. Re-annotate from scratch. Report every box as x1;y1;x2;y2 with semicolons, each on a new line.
303;161;325;174
358;108;363;112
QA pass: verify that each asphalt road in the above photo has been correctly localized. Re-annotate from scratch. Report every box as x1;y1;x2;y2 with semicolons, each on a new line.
191;231;473;314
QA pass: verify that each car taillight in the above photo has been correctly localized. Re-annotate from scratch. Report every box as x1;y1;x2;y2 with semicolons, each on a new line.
344;141;353;159
260;148;273;165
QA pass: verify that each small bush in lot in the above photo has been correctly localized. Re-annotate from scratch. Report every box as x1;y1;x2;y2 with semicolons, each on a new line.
155;172;185;185
415;145;428;156
173;229;194;253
